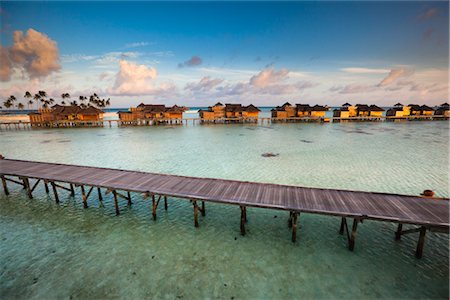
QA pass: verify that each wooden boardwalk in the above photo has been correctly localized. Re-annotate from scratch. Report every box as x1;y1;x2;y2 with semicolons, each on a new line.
1;158;448;258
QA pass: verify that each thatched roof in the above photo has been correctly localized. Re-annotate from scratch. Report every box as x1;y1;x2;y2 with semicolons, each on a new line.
213;102;224;106
355;104;370;111
369;105;384;112
342;102;352;107
311;105;328;111
295;104;311;111
245;104;261;112
394;102;403;107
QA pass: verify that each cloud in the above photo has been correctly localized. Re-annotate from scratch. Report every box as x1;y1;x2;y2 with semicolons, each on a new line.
185;76;224;92
341;67;390;74
108;60;174;96
125;41;150;48
331;84;376;94
1;28;60;81
249;68;289;88
178;55;202;68
417;8;439;21
377;68;414;87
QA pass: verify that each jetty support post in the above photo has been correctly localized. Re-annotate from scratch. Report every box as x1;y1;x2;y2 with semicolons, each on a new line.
291;212;299;242
70;184;75;196
395;223;403;240
43;180;49;194
23;177;33;199
164;196;168;210
201;201;206;216
112;190;120;215
193;200;199;227
81;185;88;208
1;175;9;195
152;195;162;221
127;191;132;206
240;206;246;235
97;187;103;202
51;182;60;204
339;217;361;251
415;226;427;259
288;211;293;228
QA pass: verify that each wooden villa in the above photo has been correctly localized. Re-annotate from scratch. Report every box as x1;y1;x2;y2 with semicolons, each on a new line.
117;103;187;125
198;103;260;123
386;103;406;117
333;103;357;118
435;103;449;117
333;103;384;121
272;103;329;122
28;104;104;127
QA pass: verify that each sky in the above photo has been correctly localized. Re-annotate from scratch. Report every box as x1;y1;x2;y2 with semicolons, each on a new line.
0;1;448;108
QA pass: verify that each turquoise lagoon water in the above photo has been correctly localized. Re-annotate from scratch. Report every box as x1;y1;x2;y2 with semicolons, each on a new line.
0;120;449;299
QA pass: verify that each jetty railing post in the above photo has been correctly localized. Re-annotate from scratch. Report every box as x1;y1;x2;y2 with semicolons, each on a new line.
201;201;206;216
240;206;246;236
51;182;59;204
292;212;299;242
81;185;88;208
164;196;168;210
395;223;403;240
112;190;120;215
1;175;9;195
193;200;199;227
21;177;27;190
415;227;427;259
349;218;359;251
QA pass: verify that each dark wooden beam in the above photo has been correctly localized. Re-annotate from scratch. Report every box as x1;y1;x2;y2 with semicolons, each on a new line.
164;196;168;210
81;185;88;208
240;206;246;236
1;175;9;195
112;190;120;215
97;187;103;202
43;180;49;193
201;201;206;216
415;227;427;259
51;182;59;204
152;195;162;221
349;218;359;251
193;200;199;227
30;179;41;193
292;212;299;243
395;223;403;240
70;184;75;196
23;177;33;199
4;176;25;187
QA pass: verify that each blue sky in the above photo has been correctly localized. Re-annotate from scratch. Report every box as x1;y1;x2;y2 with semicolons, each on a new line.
1;1;448;107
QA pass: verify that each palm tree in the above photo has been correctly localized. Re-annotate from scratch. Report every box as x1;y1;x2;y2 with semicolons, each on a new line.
38;90;47;98
61;93;70;105
49;98;55;105
24;91;32;110
3;99;13;109
17;103;25;110
33;93;41;109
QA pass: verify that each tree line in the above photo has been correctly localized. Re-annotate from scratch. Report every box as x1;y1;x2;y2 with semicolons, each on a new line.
1;92;111;111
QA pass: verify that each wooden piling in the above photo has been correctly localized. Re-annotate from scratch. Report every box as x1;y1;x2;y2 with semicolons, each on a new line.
70;184;75;196
415;227;427;259
240;206;246;235
1;175;9;195
51;182;59;204
339;217;346;235
23;178;33;199
152;195;157;220
201;201;206;216
395;223;403;240
288;211;293;228
112;190;120;215
97;187;103;202
292;212;298;242
164;196;168;210
80;185;88;208
43;180;49;193
127;191;132;206
349;218;359;251
193;200;199;227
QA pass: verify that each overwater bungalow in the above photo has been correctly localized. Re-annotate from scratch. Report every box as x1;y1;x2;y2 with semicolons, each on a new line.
117;103;187;125
386;103;406;117
435;103;450;117
271;103;328;122
28;104;104;127
333;103;357;118
406;104;434;116
198;103;260;123
271;102;297;118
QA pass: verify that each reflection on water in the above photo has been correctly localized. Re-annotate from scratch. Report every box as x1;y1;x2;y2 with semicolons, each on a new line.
0;121;448;298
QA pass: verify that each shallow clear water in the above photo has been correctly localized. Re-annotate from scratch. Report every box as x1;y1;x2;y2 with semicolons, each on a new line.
0;121;449;299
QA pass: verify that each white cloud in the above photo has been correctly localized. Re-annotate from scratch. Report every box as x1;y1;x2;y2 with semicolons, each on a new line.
249;68;289;88
1;28;60;81
341;67;390;74
185;76;224;92
377;68;414;87
125;42;150;48
108;60;175;96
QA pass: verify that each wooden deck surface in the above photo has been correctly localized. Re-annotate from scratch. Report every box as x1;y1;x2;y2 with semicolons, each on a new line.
1;158;448;228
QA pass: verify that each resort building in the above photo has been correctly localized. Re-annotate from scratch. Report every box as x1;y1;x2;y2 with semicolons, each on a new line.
272;103;328;119
333;103;357;118
28;104;104;126
386;103;406;117
117;103;187;125
333;103;384;119
435;103;450;117
198;103;260;122
406;104;434;116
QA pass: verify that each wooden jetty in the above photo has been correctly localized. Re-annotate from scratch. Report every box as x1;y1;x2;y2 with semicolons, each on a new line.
0;157;448;259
